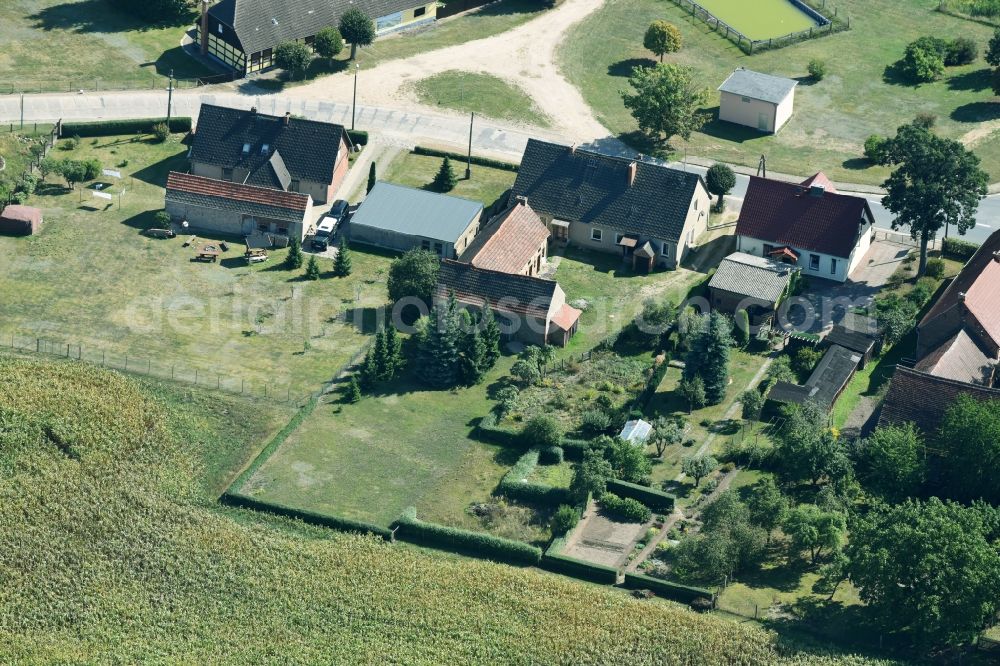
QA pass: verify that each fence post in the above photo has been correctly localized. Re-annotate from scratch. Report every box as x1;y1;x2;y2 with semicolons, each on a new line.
36;338;40;353
124;355;128;371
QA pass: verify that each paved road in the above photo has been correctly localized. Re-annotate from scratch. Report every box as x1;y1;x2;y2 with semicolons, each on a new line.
0;89;995;244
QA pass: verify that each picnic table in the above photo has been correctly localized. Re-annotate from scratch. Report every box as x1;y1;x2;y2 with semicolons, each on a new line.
195;243;222;262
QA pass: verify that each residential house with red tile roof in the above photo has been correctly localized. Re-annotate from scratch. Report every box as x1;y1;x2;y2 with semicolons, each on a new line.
460;198;549;276
735;172;875;283
165;171;313;241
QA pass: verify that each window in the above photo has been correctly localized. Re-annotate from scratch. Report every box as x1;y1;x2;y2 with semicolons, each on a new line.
421;240;431;250
434;242;444;256
277;227;288;236
809;254;820;271
694;198;698;210
289;179;300;192
591;228;603;242
661;242;670;256
741;96;751;103
222;168;234;180
258;223;269;232
414;6;426;16
217;23;223;35
241;143;250;155
260;144;269;155
615;233;624;244
830;258;838;275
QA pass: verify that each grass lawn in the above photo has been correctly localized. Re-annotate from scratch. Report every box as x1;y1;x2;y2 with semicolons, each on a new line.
407;70;551;127
696;0;819;40
0;126;54;177
528;460;574;488
0;0;212;91
559;0;1000;184
0;133;393;397
378;151;516;209
239;356;553;544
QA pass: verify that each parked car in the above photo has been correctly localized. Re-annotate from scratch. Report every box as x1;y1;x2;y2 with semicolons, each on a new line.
311;200;349;250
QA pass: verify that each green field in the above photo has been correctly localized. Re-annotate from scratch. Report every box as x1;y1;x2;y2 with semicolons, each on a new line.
409;70;552;127
697;0;819;40
380;150;517;208
0;132;393;397
560;0;1000;184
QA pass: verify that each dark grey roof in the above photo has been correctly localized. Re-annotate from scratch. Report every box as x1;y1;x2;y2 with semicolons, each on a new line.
825;324;877;356
209;0;424;56
768;381;814;405
511;139;704;243
351;182;483;243
768;344;860;410
709;252;794;303
437;259;557;319
192;104;344;188
718;68;797;104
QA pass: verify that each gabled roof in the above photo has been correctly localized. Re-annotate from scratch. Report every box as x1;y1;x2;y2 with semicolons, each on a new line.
920;229;1000;351
191;104;344;187
461;199;549;273
825;324;877;356
915;329;995;385
209;0;424;56
165;171;310;223
709;251;794;303
878;366;1000;433
510;139;704;243
800;172;837;193
351;182;483;244
718;68;797;105
436;259;558;320
736;176;873;259
767;344;860;410
619;419;652;444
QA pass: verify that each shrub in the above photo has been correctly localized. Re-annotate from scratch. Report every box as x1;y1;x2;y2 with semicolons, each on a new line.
61;137;79;151
393;514;542;566
864;135;887;164
945;37;978;66
907;277;939;307
924;258;946;280
913;112;937;129
522;415;562;448
579;409;612;436
622;572;713;605
61;117;192;137
82;158;102;181
901;36;947;82
600;493;652;523
151;122;170;142
539;445;564;465
791;346;823;378
221;493;391;539
551;505;580;535
807;59;826;81
943;236;980;260
540;552;619;584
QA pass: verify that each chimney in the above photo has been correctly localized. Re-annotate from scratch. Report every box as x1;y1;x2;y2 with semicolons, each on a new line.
627;161;638;188
284;111;291;127
514;195;528;206
993;250;1000;263
250;106;257;116
200;0;210;55
809;184;825;198
569;144;576;155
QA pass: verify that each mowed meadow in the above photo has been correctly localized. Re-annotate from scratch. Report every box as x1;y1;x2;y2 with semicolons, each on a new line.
0;354;898;664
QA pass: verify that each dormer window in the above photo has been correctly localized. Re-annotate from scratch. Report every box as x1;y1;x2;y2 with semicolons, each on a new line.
241;143;250;155
260;144;269;155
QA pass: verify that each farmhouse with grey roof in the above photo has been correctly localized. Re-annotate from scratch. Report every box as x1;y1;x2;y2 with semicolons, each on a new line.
510;139;710;271
199;0;437;76
190;104;349;205
348;182;483;259
718;68;798;133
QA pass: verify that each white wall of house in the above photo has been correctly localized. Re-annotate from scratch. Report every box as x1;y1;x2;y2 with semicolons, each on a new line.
848;222;874;276
719;90;794;134
738;235;852;283
672;181;711;266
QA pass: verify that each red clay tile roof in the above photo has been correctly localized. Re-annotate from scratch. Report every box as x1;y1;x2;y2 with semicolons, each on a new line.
736;176;873;259
461;200;550;274
799;172;837;193
920;229;1000;350
878;366;1000;434
551;303;581;331
166;172;310;211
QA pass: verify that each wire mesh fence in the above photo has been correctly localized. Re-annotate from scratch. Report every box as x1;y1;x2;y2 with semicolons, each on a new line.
0;72;234;96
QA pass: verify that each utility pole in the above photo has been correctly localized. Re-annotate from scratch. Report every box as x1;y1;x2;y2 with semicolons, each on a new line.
20;93;24;130
351;63;360;131
167;69;174;125
466;112;474;180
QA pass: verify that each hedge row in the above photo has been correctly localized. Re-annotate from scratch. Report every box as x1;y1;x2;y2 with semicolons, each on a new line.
61;117;192;138
475;412;522;448
393;515;542;566
498;449;573;507
413;145;519;172
541;553;620;585
599;492;651;523
220;492;393;540
606;479;676;513
942;236;980;260
346;129;368;147
622;572;713;605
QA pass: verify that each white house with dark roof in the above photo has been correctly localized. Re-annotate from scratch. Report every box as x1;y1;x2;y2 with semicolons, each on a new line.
718;68;798;133
510;139;710;272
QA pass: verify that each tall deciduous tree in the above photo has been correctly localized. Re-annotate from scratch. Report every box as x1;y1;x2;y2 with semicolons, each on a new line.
684;312;733;405
606;437;652;484
745;477;788;543
387;249;439;306
937;395;1000;504
847;498;1000;649
740;388;765;425
314;27;344;64
274;41;311;80
650;416;683;457
772;401;851;487
570;448;613;501
705;163;736;211
678;375;705;414
783;504;845;564
682;454;717;487
339;9;376;60
856;422;925;501
880;123;987;275
643;20;682;62
986;28;1000;67
620;63;709;149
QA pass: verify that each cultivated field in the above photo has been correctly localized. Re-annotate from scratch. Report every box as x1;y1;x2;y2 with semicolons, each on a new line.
0;132;393;397
560;0;1000;183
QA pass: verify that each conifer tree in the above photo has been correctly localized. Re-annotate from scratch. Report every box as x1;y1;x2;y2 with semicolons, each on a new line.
416;297;460;388
359;345;379;389
333;237;352;277
345;374;362;403
285;237;303;269
373;327;391;381
384;323;405;378
432;156;458;192
684;312;733;405
305;255;321;280
481;304;502;369
458;310;487;386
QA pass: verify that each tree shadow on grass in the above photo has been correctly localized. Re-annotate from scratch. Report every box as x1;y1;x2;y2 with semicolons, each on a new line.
120;209;159;231
951;100;1000;123
130;151;190;187
736;557;810;594
881;61;919;87
608;58;657;78
29;0;196;32
841;157;871;171
947;67;994;92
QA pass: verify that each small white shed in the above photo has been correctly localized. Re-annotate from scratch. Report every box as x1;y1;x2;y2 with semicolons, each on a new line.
717;68;798;134
619;419;653;446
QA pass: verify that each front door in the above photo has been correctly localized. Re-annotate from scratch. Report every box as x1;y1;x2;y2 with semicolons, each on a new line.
757;112;769;132
242;215;256;235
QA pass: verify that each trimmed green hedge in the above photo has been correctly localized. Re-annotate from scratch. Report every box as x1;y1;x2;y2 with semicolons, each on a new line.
541;553;619;584
606;479;676;512
622;572;713;605
346;129;369;146
61;117;192;138
599;492;651;523
413;145;519;172
498;449;573;507
942;236;980;260
393;515;542;566
220;492;392;540
475;412;522;448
